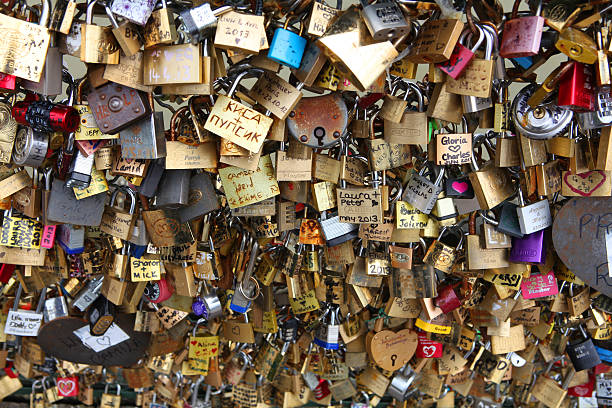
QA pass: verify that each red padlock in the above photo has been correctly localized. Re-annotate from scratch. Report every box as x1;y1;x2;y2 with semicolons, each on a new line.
0;264;15;284
313;378;330;400
145;277;174;303
56;376;79;397
0;73;17;92
12;100;80;133
558;62;595;112
435;283;462;314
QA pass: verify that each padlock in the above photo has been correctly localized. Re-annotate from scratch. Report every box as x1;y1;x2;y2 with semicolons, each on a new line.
88;295;116;336
43;288;69;322
109;0;156;26
558;62;595;112
178;171;219;222
71;275;104;311
22;1;63;97
360;0;410;41
566;326;601;371
402;165;445;214
155;169;191;209
86;82;151;135
100;186;137;240
144;277;174;303
80;0;120;64
387;365;417;401
268;18;307;69
105;5;143;57
65;148;95;190
314;306;340;350
100;383;121;408
499;0;544;58
437;25;484;80
49;0;78;35
180;3;232;44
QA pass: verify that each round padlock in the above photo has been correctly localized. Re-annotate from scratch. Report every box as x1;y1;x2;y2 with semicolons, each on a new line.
287;93;349;149
511;83;573;140
12;127;49;167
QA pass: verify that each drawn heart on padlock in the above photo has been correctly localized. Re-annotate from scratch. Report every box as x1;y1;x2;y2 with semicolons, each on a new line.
563;171;607;197
553;197;612;297
369;329;418;372
57;379;75;396
448;145;461;153
451;181;468;194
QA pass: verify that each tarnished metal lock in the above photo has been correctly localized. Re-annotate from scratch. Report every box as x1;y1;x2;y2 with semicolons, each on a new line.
360;0;410;41
119;94;166;159
105;5;143;57
155;169;190;208
86;82;151;135
143;0;178;48
47;179;106;226
178;171;220;222
71;275;104;312
268;18;307;69
288;93;348;148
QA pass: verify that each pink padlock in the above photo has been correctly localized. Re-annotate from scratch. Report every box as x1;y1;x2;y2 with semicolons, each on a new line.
437;26;484;80
499;0;544;58
40;225;56;249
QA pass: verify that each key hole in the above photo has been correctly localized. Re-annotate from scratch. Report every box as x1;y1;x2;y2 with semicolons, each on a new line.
390;354;397;366
314;127;326;146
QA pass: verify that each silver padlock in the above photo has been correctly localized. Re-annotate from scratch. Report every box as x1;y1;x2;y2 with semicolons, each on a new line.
43;291;69;322
387;365;417;401
12;126;49;168
155;169;191;208
402;165;445;214
71;276;104;312
511;83;573;139
515;186;552;235
180;3;233;44
66;148;94;190
314;306;340;350
360;0;410;41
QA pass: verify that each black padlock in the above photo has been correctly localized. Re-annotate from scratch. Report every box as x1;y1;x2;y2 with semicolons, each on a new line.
566;326;601;371
88;296;116;336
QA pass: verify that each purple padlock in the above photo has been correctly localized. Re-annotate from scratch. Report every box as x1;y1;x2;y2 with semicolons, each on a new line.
509;230;546;264
191;297;209;319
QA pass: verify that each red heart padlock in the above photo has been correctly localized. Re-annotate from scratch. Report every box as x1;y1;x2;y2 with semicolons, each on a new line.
56;376;79;397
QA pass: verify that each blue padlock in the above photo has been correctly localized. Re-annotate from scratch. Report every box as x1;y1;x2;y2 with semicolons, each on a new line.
268;19;307;69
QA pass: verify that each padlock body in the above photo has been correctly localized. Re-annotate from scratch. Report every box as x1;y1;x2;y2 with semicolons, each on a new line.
437;44;475;79
567;337;601;371
558;62;595;112
509;230;546;264
119;112;166;159
500;16;544;58
156;169;190;208
268;28;307;69
361;2;410;41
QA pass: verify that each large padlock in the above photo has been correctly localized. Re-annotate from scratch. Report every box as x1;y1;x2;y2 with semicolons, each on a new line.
86;82;151;135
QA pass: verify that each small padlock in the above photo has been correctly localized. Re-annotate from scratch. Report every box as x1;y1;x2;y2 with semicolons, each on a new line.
88;295;116;336
268;18;307;69
566;326;601;371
